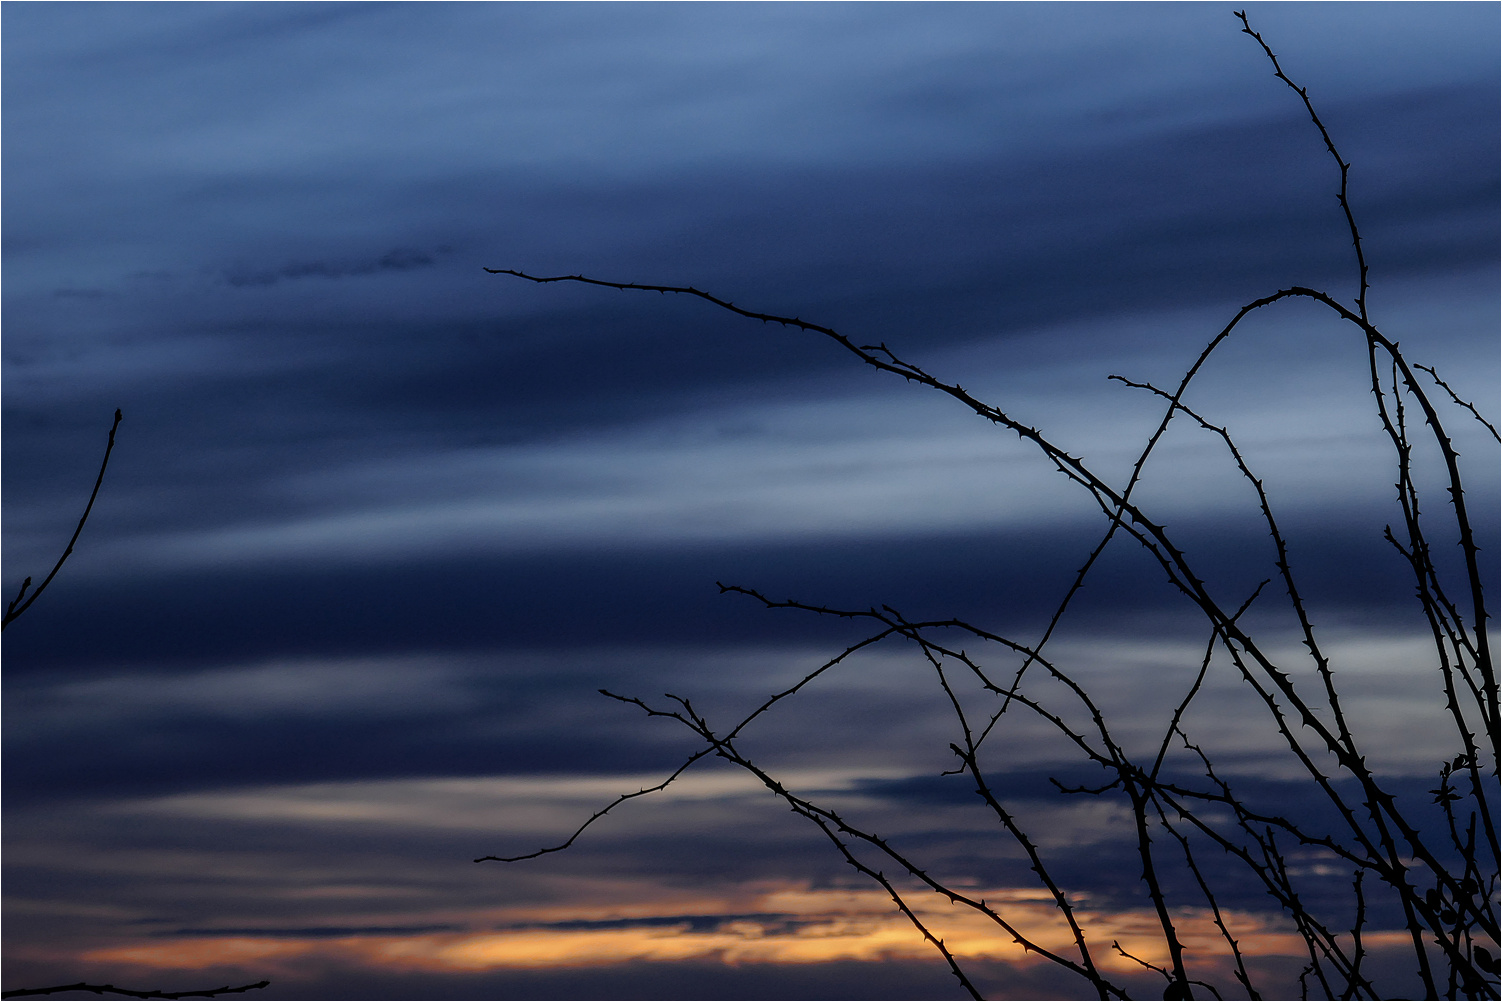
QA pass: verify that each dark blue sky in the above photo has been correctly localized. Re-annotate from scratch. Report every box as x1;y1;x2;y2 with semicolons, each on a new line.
3;4;1497;999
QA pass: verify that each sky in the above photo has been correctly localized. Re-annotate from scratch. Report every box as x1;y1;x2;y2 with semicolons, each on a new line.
2;3;1498;1000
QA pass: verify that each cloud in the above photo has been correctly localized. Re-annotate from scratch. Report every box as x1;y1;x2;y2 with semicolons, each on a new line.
65;881;1293;970
16;274;1495;589
67;880;1413;999
51;287;115;299
159;924;463;939
222;247;437;288
3;9;1493;999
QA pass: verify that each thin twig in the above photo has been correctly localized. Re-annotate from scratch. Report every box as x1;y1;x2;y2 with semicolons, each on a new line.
4;409;123;631
1415;363;1500;443
1;983;269;1001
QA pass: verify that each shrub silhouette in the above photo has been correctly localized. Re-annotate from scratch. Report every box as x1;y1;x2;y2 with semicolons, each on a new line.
480;12;1498;1001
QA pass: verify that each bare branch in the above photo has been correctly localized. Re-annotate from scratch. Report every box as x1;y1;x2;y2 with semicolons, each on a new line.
480;13;1499;1000
4;409;123;631
1;982;269;1001
1416;363;1501;443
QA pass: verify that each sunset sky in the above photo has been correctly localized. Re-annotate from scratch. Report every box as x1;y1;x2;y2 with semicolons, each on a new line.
3;3;1498;1000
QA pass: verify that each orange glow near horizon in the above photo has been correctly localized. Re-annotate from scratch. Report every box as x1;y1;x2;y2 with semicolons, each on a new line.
74;882;1414;981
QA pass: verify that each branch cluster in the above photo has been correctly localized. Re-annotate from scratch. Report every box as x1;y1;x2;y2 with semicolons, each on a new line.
483;14;1498;1000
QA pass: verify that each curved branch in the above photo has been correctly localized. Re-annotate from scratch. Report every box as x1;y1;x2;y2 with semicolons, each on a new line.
4;409;123;631
1235;10;1369;320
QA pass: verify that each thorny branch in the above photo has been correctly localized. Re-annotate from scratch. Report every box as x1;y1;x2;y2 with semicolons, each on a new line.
480;12;1498;1000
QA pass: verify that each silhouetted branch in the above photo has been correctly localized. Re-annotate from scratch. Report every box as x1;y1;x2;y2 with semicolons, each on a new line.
4;409;122;631
474;739;717;863
1416;363;1501;443
2;411;274;1002
482;11;1499;999
1;982;269;1000
1234;10;1369;320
